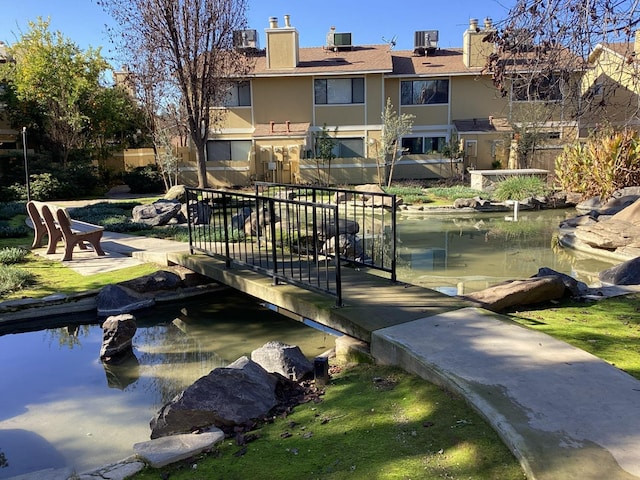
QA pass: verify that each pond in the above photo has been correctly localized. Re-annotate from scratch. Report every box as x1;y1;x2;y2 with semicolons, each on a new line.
0;291;336;478
395;208;616;295
0;207;617;478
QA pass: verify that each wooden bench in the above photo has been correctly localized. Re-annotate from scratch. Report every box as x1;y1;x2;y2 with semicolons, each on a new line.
26;200;106;261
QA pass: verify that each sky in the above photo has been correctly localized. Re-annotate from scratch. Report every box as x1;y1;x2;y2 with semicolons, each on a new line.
0;0;513;63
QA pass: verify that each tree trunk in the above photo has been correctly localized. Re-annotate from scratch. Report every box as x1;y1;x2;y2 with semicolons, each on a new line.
194;140;208;188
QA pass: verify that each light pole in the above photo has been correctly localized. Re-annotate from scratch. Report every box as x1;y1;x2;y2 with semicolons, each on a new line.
22;127;30;202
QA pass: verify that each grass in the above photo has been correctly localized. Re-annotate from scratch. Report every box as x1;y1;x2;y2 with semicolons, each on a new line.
132;363;525;480
507;294;640;381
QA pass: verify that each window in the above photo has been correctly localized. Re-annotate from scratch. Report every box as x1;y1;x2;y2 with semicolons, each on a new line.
401;80;449;105
207;140;252;161
314;138;364;158
314;78;365;104
511;75;563;102
401;136;446;154
223;81;251;107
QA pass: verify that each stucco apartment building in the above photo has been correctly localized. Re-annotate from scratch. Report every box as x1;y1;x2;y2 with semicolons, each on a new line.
189;15;580;187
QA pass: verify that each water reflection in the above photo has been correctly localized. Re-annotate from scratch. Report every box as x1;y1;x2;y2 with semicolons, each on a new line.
396;209;616;294
0;290;334;478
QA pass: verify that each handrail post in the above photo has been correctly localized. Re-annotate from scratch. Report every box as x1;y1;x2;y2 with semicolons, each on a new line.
186;188;195;254
333;204;342;307
268;198;279;285
391;193;397;283
222;192;231;268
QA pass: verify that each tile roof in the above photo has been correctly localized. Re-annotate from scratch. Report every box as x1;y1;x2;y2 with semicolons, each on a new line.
252;45;393;76
250;45;485;77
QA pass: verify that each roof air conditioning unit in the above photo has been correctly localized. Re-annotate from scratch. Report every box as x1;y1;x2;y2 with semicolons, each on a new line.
233;29;258;50
414;30;438;56
326;30;353;51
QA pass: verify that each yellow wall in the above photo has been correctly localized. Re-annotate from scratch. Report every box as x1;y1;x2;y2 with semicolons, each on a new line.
315;105;366;126
450;76;507;119
223;107;253;129
253;77;313;124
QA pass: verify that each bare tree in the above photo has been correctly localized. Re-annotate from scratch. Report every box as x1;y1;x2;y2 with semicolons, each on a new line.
485;0;640;126
381;97;414;187
100;0;253;188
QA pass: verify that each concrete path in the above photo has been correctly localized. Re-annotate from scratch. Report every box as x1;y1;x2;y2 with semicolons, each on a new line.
372;307;640;480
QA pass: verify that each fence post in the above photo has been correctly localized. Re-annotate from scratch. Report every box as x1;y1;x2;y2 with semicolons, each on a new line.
222;192;231;268
391;194;397;283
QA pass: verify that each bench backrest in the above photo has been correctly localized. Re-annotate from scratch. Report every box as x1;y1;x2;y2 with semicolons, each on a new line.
54;206;74;236
38;203;65;236
26;201;45;226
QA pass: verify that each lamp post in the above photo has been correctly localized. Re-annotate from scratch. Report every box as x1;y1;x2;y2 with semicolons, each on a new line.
22;127;30;202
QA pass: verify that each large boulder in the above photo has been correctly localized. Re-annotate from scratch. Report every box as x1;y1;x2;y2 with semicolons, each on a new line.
118;270;183;293
100;313;137;363
96;284;155;316
250;341;313;382
164;185;187;202
599;257;640;285
149;356;294;439
573;198;640;250
535;267;589;297
132;200;182;226
462;275;567;312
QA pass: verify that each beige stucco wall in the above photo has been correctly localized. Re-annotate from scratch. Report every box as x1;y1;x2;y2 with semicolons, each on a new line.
253;77;313;124
450;76;507;119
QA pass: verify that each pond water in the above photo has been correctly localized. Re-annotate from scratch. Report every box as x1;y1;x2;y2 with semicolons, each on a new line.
0;207;618;478
396;208;616;295
0;291;335;478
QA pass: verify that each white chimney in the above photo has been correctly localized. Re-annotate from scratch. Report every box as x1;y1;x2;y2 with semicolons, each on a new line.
269;16;278;29
284;15;291;28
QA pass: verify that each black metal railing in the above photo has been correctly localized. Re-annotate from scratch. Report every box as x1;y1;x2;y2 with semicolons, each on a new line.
185;184;397;307
255;182;397;282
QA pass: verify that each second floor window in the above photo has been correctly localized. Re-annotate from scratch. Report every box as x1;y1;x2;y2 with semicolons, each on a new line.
511;75;563;102
314;78;365;104
401;79;449;105
224;81;251;107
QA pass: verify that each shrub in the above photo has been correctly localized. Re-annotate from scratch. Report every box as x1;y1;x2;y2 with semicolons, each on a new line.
493;176;548;201
556;128;640;200
427;185;489;201
0;224;31;238
0;201;26;220
0;247;29;265
28;173;66;200
0;265;35;297
122;166;165;194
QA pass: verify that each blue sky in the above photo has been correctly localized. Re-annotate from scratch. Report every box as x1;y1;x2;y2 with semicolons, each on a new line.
1;0;512;58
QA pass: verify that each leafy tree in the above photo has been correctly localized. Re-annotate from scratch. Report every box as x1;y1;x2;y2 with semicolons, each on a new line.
0;18;109;165
381;97;414;187
440;133;465;179
100;0;253;188
85;84;150;163
314;124;337;186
